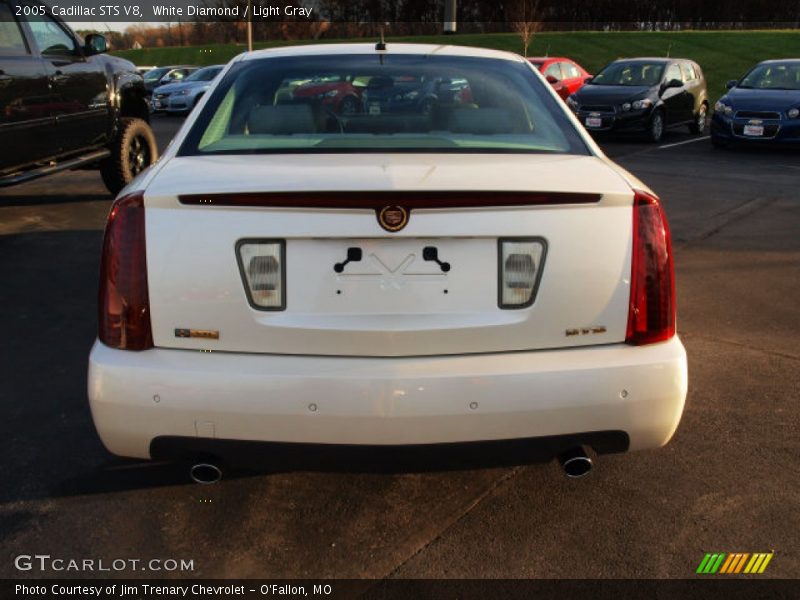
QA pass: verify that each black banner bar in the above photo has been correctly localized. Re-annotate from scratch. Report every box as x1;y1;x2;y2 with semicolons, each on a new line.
23;0;800;23
5;579;799;600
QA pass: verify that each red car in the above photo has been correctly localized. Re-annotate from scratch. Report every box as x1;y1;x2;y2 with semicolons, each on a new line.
528;57;591;100
291;77;364;115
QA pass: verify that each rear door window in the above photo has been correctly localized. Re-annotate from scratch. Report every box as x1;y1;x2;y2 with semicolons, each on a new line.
0;3;28;54
544;62;563;80
665;64;683;84
563;62;581;79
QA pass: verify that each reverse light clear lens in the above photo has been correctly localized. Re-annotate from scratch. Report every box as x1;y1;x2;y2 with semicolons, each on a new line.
237;240;285;310
499;239;546;309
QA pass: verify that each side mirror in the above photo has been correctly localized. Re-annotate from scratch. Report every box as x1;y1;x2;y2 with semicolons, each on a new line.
726;79;738;89
546;75;559;84
83;33;107;56
666;78;683;89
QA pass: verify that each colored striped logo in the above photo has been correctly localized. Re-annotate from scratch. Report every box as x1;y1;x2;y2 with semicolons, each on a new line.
696;552;774;574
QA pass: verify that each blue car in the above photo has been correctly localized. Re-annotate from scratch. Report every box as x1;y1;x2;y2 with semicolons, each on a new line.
711;59;800;147
151;65;225;114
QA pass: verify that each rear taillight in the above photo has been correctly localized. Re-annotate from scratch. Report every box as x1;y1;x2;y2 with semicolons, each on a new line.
98;191;153;350
625;189;676;345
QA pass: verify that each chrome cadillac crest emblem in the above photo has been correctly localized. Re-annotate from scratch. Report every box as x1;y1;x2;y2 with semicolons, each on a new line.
377;205;409;232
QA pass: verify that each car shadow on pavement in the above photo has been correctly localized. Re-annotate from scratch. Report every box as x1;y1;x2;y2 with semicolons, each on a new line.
0;229;583;502
0;191;111;208
710;143;800;156
44;446;560;500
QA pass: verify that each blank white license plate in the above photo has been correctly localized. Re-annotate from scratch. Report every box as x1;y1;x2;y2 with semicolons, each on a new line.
585;117;602;128
743;124;764;137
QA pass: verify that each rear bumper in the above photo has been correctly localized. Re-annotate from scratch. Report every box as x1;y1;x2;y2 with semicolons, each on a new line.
88;337;688;460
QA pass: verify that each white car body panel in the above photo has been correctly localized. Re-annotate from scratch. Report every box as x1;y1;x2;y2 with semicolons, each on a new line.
89;338;686;459
89;44;687;460
145;154;634;357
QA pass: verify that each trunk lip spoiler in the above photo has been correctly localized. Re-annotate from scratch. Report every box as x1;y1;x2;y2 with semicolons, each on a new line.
178;190;603;209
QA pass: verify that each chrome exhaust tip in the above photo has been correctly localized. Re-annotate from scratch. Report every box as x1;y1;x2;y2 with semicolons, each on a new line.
189;462;222;485
558;447;593;478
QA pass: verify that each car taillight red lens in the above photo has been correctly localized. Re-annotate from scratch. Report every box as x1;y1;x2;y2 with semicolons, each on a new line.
98;191;153;350
625;189;676;345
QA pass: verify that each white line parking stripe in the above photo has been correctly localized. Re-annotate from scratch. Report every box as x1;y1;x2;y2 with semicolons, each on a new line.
659;136;710;150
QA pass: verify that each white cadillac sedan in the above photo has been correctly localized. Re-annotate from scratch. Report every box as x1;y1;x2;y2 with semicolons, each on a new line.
88;44;687;478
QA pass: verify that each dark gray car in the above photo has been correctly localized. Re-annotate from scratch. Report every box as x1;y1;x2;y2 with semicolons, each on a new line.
566;58;708;143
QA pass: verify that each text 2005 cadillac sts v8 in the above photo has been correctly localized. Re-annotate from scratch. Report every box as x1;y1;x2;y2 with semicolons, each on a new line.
88;44;687;476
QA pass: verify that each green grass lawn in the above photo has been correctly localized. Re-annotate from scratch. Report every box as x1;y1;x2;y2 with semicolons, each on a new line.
115;30;800;100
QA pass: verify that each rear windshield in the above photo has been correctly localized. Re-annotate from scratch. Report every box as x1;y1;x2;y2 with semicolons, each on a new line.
592;62;665;86
178;53;589;156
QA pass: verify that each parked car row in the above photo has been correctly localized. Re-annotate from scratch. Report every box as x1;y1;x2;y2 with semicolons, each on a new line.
220;52;796;148
139;53;799;149
549;55;799;147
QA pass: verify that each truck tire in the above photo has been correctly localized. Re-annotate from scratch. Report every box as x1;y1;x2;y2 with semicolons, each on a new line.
101;117;158;195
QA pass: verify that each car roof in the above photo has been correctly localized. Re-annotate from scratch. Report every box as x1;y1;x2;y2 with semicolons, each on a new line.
757;58;800;64
611;57;687;64
527;57;571;62
238;43;526;63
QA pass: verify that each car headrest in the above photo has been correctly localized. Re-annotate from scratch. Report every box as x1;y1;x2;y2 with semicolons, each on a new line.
248;104;316;134
343;115;432;134
642;71;659;85
447;108;514;134
367;75;394;89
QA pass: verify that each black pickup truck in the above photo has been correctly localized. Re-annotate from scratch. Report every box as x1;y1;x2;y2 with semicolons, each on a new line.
0;1;157;194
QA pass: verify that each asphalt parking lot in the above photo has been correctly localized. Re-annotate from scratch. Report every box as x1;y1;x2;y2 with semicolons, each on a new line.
1;115;798;579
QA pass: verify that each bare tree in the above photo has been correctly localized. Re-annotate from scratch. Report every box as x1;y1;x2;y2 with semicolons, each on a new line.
510;0;542;57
